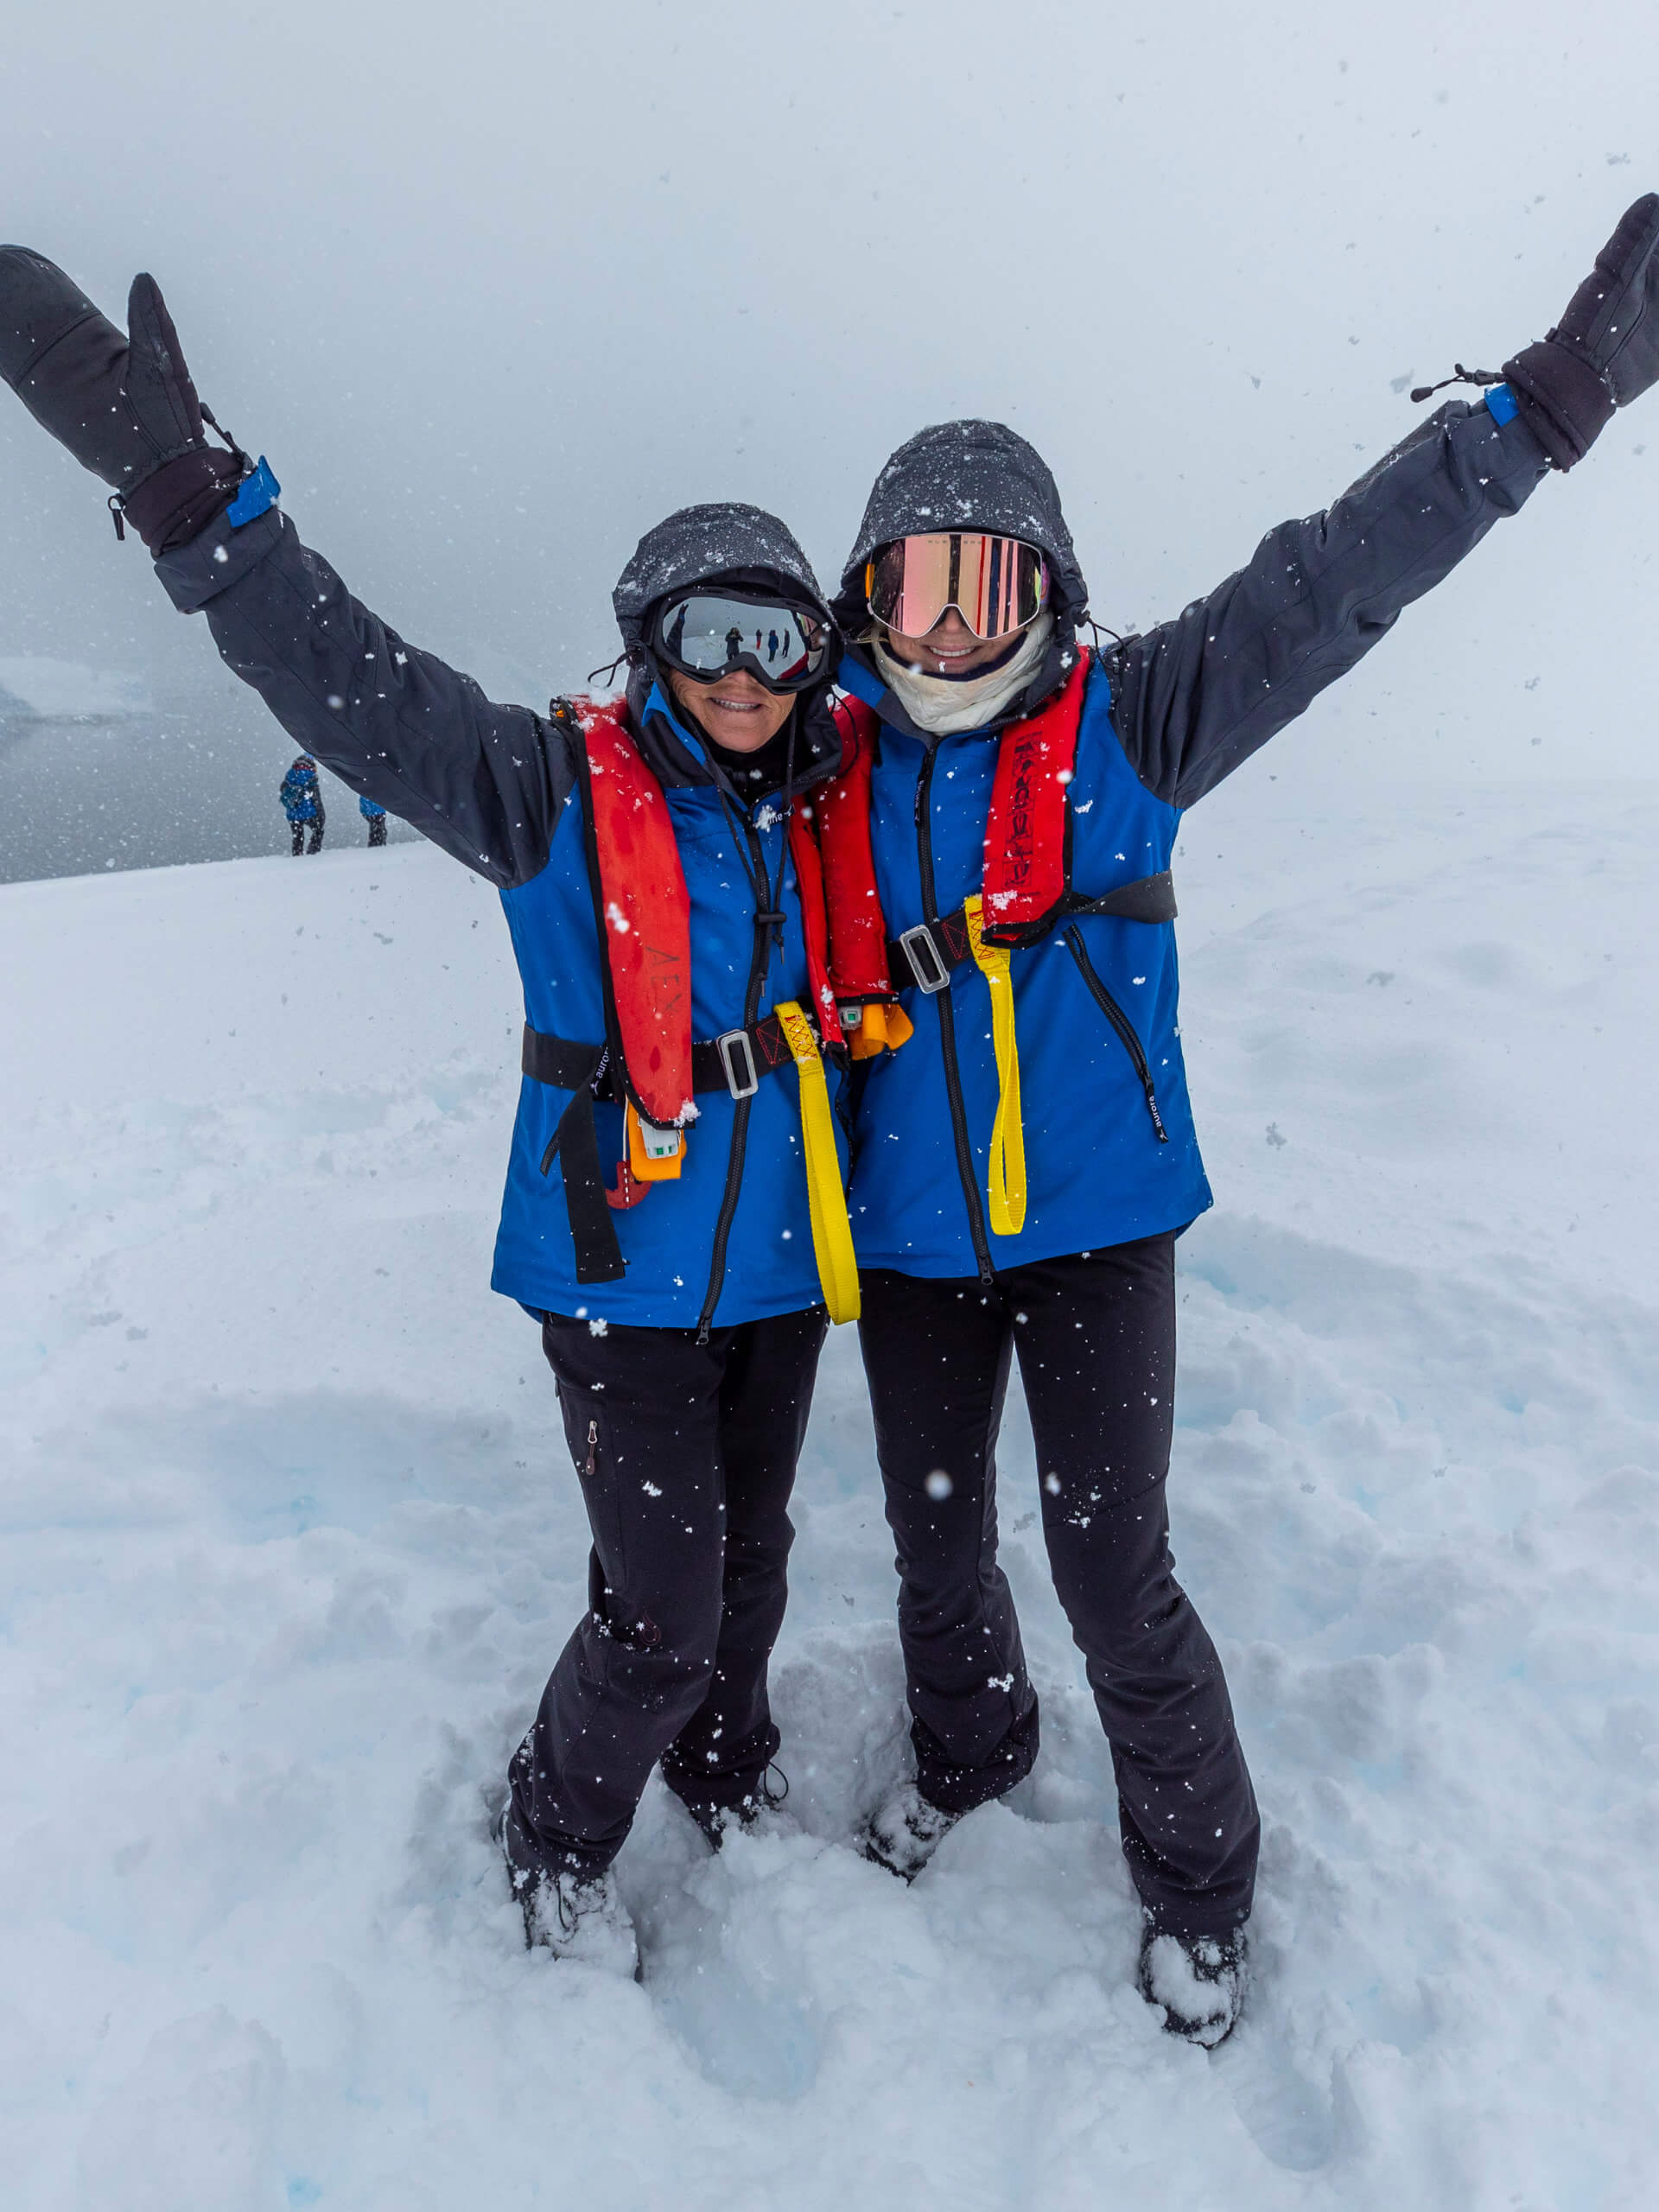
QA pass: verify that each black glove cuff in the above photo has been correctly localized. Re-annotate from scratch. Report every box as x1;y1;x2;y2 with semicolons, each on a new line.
1500;337;1616;471
119;445;245;554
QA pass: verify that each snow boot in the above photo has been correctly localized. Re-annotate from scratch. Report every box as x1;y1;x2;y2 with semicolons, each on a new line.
862;1780;962;1881
499;1809;639;1979
1137;1919;1247;2048
679;1764;794;1852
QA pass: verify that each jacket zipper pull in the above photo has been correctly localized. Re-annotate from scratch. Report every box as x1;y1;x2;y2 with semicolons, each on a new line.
585;1417;598;1479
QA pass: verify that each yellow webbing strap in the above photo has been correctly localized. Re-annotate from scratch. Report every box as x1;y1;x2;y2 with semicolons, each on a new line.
773;1001;861;1324
963;894;1027;1236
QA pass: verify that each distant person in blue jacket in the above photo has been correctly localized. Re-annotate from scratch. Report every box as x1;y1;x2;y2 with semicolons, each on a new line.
279;754;324;855
359;792;387;848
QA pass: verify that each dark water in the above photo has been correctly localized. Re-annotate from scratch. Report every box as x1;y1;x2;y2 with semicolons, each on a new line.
0;698;416;883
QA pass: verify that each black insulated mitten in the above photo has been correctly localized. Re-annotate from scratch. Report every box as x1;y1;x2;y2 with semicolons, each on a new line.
1503;193;1659;469
0;248;244;550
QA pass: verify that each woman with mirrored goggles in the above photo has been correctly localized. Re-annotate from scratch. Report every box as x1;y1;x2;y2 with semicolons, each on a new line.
653;587;830;695
0;243;868;1986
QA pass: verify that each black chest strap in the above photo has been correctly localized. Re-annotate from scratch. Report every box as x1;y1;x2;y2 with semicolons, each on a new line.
887;870;1176;995
521;1007;832;1285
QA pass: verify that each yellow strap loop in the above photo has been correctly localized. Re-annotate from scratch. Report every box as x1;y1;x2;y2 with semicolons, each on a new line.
963;894;1027;1236
773;1001;861;1324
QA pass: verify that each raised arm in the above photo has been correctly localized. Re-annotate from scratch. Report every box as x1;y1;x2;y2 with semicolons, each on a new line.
1109;194;1659;810
0;248;573;887
155;505;573;888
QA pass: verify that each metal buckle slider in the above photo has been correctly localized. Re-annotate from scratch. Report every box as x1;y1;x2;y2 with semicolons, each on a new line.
716;1028;760;1100
899;922;950;994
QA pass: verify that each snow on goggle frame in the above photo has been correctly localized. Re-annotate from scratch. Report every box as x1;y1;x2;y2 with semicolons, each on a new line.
653;593;830;693
866;532;1049;641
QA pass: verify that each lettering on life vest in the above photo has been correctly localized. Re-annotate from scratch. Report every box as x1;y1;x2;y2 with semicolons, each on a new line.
785;809;847;1048
808;697;893;1001
979;649;1090;944
575;702;696;1128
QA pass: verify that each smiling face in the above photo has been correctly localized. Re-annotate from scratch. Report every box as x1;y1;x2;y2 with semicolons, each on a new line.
880;607;1027;677
666;665;796;753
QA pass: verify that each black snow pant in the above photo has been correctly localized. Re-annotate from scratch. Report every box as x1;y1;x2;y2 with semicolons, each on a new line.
858;1236;1258;1936
367;815;386;846
506;1303;828;1880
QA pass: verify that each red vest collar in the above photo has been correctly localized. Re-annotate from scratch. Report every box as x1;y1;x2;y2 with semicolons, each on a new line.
811;650;1093;1000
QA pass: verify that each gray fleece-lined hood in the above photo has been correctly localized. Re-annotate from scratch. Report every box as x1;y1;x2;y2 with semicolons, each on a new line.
609;501;844;795
613;501;837;659
831;419;1090;637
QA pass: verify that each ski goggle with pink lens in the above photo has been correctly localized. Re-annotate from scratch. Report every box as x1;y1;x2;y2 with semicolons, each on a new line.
866;532;1049;641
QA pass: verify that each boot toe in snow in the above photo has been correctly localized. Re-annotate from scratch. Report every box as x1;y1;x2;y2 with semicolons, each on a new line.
861;1780;962;1881
1137;1923;1247;2048
500;1809;640;1979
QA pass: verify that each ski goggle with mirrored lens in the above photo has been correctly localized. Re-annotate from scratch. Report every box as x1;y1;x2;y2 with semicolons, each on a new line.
652;592;830;693
865;532;1049;641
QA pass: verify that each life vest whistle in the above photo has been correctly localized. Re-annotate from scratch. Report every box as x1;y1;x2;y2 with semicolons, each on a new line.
626;1101;683;1181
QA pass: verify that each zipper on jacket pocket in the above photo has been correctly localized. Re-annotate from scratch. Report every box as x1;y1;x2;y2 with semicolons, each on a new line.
585;1416;599;1481
1063;925;1169;1142
916;747;995;1281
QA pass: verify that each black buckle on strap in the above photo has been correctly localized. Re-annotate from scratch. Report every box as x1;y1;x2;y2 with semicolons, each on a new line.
898;922;950;994
715;1027;760;1100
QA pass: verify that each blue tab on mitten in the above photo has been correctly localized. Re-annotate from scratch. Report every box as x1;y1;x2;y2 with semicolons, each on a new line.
227;455;281;528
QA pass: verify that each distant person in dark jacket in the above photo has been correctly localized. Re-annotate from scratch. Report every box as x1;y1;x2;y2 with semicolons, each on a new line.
279;755;324;854
359;793;387;847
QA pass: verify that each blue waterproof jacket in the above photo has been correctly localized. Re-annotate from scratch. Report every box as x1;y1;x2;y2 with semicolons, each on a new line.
156;501;849;1331
492;679;847;1329
833;396;1550;1279
842;650;1206;1275
279;764;321;822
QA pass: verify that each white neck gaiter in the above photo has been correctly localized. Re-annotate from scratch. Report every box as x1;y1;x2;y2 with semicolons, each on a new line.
871;613;1054;736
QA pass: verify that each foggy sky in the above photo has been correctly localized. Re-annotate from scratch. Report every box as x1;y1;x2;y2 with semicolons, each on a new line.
2;0;1656;870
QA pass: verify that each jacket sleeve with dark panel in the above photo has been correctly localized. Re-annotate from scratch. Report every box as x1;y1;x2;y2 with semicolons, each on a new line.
155;503;575;888
1107;397;1552;810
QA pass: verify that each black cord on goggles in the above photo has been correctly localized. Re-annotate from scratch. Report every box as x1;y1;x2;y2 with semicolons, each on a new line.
653;590;829;694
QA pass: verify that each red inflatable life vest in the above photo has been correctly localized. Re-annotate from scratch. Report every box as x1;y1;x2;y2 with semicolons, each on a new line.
810;647;1095;1007
801;647;1178;1239
528;695;866;1314
570;696;846;1129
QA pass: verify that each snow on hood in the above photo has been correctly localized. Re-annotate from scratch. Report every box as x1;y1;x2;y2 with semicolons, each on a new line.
832;418;1090;636
611;502;838;664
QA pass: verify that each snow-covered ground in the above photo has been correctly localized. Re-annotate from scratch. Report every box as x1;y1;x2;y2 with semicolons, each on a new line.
4;770;1657;2210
